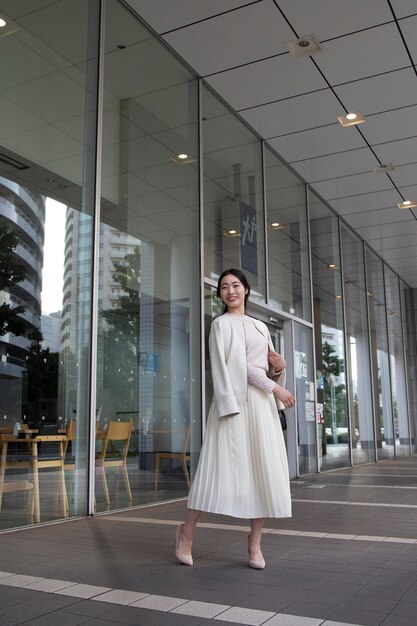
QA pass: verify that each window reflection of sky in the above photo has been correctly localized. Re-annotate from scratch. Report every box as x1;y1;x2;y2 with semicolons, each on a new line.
41;198;66;314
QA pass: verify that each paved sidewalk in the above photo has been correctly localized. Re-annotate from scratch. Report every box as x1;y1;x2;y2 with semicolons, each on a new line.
1;458;417;625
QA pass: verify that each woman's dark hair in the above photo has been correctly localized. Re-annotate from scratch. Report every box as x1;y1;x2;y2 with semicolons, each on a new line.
217;268;251;313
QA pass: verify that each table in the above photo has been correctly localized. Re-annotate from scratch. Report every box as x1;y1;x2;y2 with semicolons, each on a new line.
0;434;68;523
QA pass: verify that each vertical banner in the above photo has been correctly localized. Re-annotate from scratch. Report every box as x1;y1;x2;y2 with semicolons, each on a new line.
239;201;257;276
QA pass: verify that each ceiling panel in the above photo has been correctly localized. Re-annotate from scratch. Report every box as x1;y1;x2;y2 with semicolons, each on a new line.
163;0;295;76
390;0;417;18
334;68;417;116
0;1;57;19
357;220;417;241
126;0;256;34
347;206;414;228
104;40;194;101
373;137;417;167
0;35;57;91
389;163;417;187
240;89;342;139
312;172;394;201
360;105;417;145
329;190;400;215
269;124;366;163
381;245;417;260
3;72;86;124
314;23;410;86
17;0;91;66
293;148;378;182
276;0;393;39
206;54;327;111
399;15;417;64
397;187;417;208
0;96;44;139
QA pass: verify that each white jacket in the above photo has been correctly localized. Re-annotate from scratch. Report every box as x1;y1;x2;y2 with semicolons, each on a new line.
209;314;285;419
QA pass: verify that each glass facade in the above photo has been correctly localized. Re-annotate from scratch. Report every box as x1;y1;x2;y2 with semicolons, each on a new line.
341;225;374;464
203;87;265;299
385;268;409;456
0;0;416;531
264;148;310;320
365;248;394;460
95;0;201;509
309;192;349;471
0;0;100;529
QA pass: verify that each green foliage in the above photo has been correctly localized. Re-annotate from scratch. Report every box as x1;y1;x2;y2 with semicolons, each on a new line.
100;247;141;410
322;341;347;428
22;330;59;417
0;223;29;336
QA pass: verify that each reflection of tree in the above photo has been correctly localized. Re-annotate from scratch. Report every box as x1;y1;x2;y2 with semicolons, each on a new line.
22;330;58;418
101;247;140;410
322;341;346;431
0;224;28;336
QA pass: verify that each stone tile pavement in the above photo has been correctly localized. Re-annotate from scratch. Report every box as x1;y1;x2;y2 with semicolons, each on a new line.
1;458;417;625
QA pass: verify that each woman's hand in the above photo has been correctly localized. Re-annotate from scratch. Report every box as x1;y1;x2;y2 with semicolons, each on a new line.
273;385;295;408
268;351;286;372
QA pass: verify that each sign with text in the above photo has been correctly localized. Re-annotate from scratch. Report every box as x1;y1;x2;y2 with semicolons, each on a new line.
239;201;258;276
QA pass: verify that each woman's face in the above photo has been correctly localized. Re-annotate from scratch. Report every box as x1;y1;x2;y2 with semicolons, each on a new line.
219;274;248;313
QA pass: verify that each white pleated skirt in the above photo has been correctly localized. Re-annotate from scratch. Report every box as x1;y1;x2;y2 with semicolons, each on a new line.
188;386;291;519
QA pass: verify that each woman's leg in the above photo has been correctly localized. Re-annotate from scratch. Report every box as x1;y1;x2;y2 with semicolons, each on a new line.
248;518;265;561
177;508;201;556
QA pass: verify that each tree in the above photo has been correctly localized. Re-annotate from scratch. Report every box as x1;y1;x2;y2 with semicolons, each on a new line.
22;330;59;419
100;247;141;410
0;223;29;336
322;341;347;441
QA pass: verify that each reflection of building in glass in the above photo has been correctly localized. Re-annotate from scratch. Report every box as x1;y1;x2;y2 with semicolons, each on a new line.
61;208;140;417
62;208;140;351
41;311;61;352
0;177;44;396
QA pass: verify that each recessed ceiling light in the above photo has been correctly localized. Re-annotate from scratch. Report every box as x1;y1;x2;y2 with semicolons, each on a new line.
397;200;417;209
335;295;342;300
337;112;366;127
224;229;240;237
0;18;6;27
170;154;195;165
285;34;323;58
325;263;337;270
269;222;286;230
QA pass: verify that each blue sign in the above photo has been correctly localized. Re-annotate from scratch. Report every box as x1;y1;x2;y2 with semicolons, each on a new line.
145;353;158;372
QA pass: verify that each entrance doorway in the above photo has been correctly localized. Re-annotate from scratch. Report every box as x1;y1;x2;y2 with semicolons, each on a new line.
203;286;300;478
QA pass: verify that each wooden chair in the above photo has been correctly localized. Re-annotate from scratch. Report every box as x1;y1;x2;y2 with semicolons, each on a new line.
63;419;77;471
154;427;191;490
0;435;34;519
34;435;69;520
95;420;133;505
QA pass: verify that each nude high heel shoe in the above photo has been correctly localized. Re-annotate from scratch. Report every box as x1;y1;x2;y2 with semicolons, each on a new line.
248;534;265;570
174;524;193;566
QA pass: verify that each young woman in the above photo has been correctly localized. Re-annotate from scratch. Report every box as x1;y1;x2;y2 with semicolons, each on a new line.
174;269;295;569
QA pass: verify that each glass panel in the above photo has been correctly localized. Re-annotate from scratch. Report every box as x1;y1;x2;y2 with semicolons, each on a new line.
309;193;348;470
96;0;200;510
0;0;99;529
365;249;394;459
385;268;409;456
294;322;317;475
401;281;417;451
341;225;374;464
203;87;265;300
264;148;310;320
